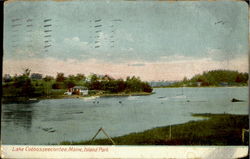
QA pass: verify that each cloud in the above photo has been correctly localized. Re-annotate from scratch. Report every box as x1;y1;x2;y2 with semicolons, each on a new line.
16;49;36;57
128;63;145;67
206;48;230;60
160;55;195;62
117;29;134;42
3;54;248;81
206;46;246;61
63;37;89;50
72;37;80;42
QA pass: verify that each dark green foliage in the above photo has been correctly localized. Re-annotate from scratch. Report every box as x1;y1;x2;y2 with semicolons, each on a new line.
75;73;86;81
89;81;102;90
64;80;76;89
43;75;54;82
11;69;35;97
3;74;12;82
191;70;248;86
87;75;152;93
2;69;36;97
56;73;65;82
64;75;77;89
2;69;152;101
52;82;65;89
116;79;126;92
235;73;248;83
169;70;248;87
100;79;126;93
20;78;35;96
142;82;153;92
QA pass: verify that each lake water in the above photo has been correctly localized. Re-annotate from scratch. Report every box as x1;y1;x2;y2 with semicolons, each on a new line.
1;87;248;145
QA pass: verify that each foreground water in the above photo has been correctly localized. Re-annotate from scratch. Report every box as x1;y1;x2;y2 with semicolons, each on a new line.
1;87;248;145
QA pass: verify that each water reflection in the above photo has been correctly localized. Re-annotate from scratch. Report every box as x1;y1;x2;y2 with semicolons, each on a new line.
2;104;34;129
1;87;248;145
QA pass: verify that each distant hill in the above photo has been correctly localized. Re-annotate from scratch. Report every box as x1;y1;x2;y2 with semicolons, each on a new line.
168;70;248;87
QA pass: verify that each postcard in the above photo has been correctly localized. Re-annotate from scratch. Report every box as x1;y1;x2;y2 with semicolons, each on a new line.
1;0;249;158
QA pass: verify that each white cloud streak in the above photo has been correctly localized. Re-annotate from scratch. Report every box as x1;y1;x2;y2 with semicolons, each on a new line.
3;55;248;81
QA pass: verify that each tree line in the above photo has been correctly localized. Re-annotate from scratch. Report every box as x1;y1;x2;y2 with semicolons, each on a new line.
169;70;248;87
2;69;153;98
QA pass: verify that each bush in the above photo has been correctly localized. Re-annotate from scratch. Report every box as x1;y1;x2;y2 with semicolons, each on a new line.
52;82;65;89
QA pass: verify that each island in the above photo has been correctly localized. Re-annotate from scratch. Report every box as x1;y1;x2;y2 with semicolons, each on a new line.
2;69;153;103
153;70;248;88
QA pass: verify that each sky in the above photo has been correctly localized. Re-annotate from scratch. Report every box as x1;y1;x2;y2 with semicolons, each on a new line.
3;0;249;81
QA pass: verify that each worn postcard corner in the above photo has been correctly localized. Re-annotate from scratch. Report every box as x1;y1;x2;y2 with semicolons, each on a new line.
1;0;249;159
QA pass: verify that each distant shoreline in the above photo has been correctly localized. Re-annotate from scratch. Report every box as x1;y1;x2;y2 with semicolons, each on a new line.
42;92;154;99
153;85;248;88
2;86;247;104
2;92;153;104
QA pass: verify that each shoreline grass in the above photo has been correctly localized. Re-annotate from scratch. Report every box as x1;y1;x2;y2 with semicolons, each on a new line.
60;113;249;145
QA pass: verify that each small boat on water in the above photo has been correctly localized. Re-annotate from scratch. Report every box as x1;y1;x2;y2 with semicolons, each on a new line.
231;98;245;102
158;97;168;100
172;95;186;99
83;96;100;101
127;96;139;100
158;96;166;99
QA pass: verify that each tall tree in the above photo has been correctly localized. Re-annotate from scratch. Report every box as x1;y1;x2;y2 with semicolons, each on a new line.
56;73;65;82
75;73;86;81
43;75;54;82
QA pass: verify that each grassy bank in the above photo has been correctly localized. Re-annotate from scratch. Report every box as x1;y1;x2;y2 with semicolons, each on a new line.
60;113;249;145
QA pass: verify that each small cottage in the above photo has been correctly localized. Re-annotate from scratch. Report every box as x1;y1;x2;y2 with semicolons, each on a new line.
69;86;88;95
196;82;202;87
